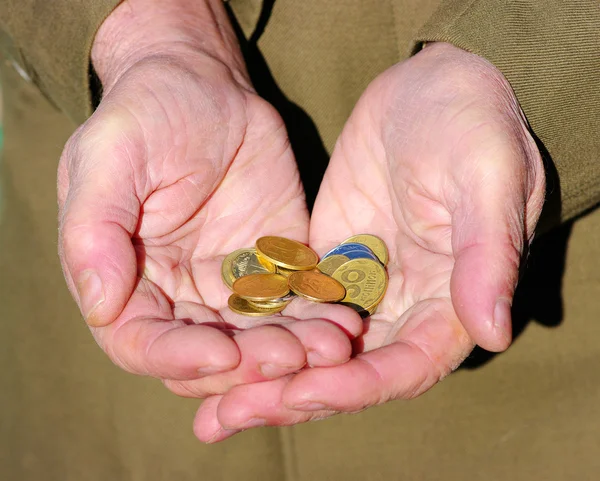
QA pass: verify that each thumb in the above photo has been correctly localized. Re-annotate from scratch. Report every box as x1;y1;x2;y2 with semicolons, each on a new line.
450;140;545;352
58;123;141;328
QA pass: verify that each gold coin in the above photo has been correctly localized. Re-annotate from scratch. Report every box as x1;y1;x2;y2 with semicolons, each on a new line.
256;252;277;271
317;254;350;276
228;294;285;316
342;234;389;266
366;303;382;316
232;273;289;302
221;248;276;290
247;298;292;310
276;266;297;278
332;259;388;313
363;291;387;316
256;236;318;271
288;270;346;303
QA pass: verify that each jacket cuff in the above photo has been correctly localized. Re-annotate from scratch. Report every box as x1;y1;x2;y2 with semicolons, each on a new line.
0;1;122;125
412;0;600;229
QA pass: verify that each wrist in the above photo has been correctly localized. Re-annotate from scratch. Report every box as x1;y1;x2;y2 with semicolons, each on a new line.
91;0;249;92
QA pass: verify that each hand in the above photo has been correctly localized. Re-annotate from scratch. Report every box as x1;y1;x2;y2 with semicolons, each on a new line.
58;0;362;405
194;42;546;441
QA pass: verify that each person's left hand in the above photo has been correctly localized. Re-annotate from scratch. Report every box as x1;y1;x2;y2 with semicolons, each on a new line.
192;42;547;442
57;0;364;437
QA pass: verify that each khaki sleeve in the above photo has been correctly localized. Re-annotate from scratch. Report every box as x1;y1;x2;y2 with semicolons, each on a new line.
0;1;122;124
412;0;600;229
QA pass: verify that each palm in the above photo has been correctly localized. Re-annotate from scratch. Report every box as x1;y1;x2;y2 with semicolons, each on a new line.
311;46;545;378
311;104;459;359
117;64;308;319
309;71;474;376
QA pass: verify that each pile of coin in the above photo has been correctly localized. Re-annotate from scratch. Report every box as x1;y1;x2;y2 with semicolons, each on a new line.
222;235;389;317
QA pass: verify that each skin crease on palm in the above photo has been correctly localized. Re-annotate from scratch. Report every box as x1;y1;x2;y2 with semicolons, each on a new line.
193;43;547;443
57;0;363;405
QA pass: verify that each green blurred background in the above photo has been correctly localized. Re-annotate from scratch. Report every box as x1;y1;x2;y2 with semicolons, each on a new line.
0;82;3;151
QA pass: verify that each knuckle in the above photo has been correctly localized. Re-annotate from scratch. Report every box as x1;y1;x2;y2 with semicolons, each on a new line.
59;221;96;257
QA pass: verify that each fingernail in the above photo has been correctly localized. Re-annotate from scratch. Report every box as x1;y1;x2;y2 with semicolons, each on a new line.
197;365;229;376
206;427;240;444
236;417;267;429
307;350;350;367
206;428;223;444
290;401;328;411
259;363;300;378
77;270;104;324
493;298;513;344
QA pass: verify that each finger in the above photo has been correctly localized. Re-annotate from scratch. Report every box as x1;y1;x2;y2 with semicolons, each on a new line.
220;298;362;367
94;278;240;379
58;120;142;328
450;139;543;352
165;317;353;397
107;321;241;380
214;376;336;430
283;298;363;339
280;319;353;367
282;299;473;412
281;299;363;367
163;324;307;397
193;395;242;443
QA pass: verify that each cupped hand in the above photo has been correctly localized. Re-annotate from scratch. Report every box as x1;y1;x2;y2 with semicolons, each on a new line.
195;42;546;441
57;41;361;396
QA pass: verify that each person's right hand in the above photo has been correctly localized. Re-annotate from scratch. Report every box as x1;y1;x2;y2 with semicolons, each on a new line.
57;0;362;410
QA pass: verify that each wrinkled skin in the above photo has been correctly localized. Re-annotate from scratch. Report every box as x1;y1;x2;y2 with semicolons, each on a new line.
193;43;546;442
57;51;363;404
